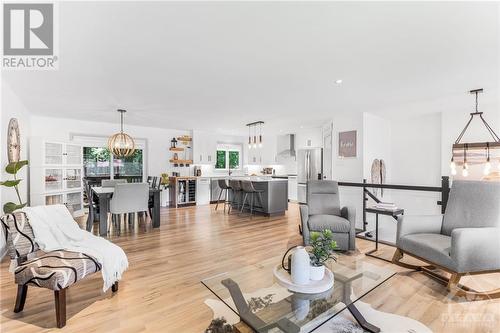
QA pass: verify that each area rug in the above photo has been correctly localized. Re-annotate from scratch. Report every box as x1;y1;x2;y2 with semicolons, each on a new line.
204;283;432;333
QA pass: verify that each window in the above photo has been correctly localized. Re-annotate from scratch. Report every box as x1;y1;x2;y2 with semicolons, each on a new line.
83;147;111;177
215;144;242;170
113;150;143;178
83;146;143;181
216;150;226;169
229;151;239;169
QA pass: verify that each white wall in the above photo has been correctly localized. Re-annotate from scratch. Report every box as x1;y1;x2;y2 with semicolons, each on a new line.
331;113;365;228
363;112;392;183
390;113;443;216
392;113;442;186
1;83;32;259
30;115;190;178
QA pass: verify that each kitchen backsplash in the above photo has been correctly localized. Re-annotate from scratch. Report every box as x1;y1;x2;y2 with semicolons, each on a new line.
193;163;295;177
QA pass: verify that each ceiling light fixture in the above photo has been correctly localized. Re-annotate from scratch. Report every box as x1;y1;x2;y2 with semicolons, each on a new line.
335;79;343;85
246;121;264;149
248;125;252;149
450;89;500;177
259;122;263;148
108;109;136;157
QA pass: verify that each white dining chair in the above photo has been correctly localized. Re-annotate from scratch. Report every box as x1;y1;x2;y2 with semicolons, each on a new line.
108;183;149;234
102;179;127;187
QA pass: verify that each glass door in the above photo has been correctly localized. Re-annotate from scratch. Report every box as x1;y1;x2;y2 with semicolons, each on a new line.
113;149;143;181
65;168;82;189
65;192;83;214
45;142;63;165
45;194;63;205
45;169;63;191
83;146;144;182
66;144;82;165
83;147;111;180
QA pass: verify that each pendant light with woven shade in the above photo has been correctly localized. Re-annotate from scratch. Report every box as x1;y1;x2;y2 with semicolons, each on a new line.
108;109;136;157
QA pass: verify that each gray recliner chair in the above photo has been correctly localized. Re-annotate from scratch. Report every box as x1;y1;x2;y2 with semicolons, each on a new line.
300;180;356;251
393;180;500;299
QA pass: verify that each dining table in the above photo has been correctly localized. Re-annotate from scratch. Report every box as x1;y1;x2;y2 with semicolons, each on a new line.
91;186;162;236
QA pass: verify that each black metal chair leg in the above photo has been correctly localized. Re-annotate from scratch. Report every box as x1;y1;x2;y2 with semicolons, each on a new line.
86;212;92;232
223;189;228;214
237;191;241;211
215;189;223;211
240;193;248;214
250;193;255;217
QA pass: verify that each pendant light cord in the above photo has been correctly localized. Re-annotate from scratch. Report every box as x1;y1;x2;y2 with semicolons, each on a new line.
454;90;500;144
120;111;124;133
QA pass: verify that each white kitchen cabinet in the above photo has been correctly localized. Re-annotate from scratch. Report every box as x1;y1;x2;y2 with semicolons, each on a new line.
196;177;211;205
29;139;84;217
288;176;298;201
247;146;260;165
193;130;217;165
31;191;83;215
261;135;277;165
295;128;323;149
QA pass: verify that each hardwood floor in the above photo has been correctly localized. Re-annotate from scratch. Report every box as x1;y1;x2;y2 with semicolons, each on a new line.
1;203;499;332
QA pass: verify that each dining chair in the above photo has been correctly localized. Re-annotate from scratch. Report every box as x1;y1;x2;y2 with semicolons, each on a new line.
83;179;100;232
151;176;159;189
148;177;160;217
102;179;127;187
109;183;149;234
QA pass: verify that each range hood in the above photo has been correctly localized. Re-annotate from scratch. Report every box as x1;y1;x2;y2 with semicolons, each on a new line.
277;134;296;157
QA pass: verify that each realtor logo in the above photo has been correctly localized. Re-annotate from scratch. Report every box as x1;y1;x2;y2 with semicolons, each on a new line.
2;3;58;69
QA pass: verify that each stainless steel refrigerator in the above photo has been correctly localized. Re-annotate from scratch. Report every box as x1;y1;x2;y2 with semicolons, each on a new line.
297;148;323;203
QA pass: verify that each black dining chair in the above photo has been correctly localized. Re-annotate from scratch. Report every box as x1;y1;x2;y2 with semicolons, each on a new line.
83;179;100;232
147;177;161;218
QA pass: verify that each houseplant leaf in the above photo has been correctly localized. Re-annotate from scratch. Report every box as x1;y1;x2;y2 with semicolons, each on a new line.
3;202;27;214
0;179;21;187
5;160;28;174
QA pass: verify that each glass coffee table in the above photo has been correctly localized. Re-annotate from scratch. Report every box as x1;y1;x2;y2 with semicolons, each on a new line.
202;255;395;333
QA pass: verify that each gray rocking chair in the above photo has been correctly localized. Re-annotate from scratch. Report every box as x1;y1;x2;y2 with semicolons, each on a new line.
393;180;500;300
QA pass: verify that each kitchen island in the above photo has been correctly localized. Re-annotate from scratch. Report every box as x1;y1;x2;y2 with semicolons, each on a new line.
227;177;288;216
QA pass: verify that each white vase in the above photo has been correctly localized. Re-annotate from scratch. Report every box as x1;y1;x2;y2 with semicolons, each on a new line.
291;246;310;285
309;264;325;281
291;296;310;321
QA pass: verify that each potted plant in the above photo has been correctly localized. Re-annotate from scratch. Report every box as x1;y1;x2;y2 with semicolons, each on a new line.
308;229;338;280
0;160;28;213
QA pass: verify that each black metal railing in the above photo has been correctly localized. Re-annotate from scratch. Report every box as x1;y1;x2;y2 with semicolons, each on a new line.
338;176;450;232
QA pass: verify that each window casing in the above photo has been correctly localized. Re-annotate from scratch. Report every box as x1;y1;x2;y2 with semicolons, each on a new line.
215;144;242;170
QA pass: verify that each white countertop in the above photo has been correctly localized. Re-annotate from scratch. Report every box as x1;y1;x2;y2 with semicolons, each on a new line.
198;175;287;182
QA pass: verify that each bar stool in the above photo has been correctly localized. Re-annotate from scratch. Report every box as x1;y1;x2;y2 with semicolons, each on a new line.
228;180;242;213
240;180;264;217
215;179;232;213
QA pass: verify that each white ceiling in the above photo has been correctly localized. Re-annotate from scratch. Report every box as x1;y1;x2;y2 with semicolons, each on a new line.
2;1;499;133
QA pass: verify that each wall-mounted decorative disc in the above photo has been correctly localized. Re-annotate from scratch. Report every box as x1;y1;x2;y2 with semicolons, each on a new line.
7;118;20;163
